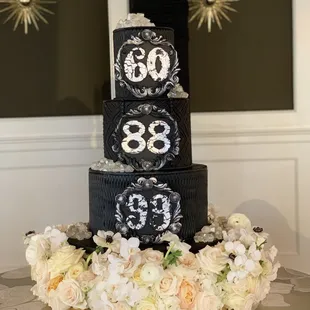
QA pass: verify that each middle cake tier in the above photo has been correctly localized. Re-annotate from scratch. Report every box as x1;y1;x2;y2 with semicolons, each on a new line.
89;164;208;244
104;98;192;171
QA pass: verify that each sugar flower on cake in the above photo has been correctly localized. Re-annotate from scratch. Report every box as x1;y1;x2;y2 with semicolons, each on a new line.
93;230;122;253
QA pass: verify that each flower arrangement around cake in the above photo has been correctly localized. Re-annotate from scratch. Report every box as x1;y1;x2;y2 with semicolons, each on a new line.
24;207;280;310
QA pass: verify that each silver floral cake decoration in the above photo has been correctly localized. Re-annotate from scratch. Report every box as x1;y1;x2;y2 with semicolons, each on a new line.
115;29;180;98
112;104;180;171
115;177;183;244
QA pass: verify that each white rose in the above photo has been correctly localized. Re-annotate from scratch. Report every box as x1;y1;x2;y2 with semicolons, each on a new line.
140;263;163;285
31;281;49;304
162;296;181;310
192;291;223;310
224;292;247;310
169;265;197;280
123;254;142;277
246;276;271;304
76;270;97;292
197;246;228;274
261;260;281;281
48;245;85;278
25;235;50;266
178;252;198;270
48;289;70;310
155;270;182;296
227;214;252;231
57;279;87;309
65;261;85;280
135;298;158;310
142;248;164;265
31;260;49;283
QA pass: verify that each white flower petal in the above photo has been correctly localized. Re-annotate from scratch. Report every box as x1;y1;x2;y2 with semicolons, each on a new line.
128;237;139;248
224;242;234;253
245;259;255;272
235;243;246;255
227;271;236;282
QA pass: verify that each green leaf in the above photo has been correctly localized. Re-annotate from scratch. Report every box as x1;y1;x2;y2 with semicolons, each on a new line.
163;250;182;269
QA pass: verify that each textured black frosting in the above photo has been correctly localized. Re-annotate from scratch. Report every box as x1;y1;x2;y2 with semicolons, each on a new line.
113;27;179;100
89;164;208;243
103;98;192;171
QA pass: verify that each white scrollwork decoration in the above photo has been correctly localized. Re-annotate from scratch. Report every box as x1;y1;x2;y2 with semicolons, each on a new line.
115;30;180;98
115;178;183;244
112;104;180;171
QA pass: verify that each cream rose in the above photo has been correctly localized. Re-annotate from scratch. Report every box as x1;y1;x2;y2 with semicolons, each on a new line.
25;235;50;266
123;253;142;277
162;296;181;310
178;252;198;270
48;245;85;278
57;279;87;309
135;298;158;310
227;213;252;231
31;260;49;283
197;246;228;274
191;292;223;310
76;270;97;292
224;292;246;310
142;249;164;265
140;263;163;285
177;279;198;309
155;270;181;296
65;261;85;280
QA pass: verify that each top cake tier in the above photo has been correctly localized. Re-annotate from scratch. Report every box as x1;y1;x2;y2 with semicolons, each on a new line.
113;27;179;100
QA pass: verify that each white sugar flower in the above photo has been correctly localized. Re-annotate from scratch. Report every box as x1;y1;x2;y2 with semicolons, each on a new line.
140;263;163;285
120;237;140;260
227;213;252;231
44;226;68;252
93;230;122;253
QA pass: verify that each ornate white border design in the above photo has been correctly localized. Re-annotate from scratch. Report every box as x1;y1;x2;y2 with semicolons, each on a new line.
114;29;180;98
115;177;183;244
112;104;180;171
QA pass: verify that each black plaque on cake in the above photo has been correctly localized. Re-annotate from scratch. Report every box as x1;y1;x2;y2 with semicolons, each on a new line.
114;27;180;99
104;98;192;171
115;177;182;244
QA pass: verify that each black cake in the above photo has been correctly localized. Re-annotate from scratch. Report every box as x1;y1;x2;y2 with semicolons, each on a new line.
88;25;208;244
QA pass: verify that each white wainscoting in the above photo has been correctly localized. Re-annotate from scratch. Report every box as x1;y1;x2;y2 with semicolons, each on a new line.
192;127;310;273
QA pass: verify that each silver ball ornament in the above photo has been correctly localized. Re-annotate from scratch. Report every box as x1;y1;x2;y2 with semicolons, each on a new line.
115;194;127;205
142;29;153;41
143;179;154;189
169;192;181;203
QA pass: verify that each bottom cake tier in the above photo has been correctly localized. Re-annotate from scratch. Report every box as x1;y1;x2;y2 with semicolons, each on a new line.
89;164;208;243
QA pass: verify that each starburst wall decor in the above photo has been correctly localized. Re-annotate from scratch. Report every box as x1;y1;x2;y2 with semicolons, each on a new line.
0;0;56;34
189;0;239;32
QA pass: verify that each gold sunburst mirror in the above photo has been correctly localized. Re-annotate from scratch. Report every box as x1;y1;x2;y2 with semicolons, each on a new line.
0;0;56;34
189;0;239;32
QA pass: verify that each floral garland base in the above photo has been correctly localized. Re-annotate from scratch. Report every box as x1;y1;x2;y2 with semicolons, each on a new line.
24;210;280;310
